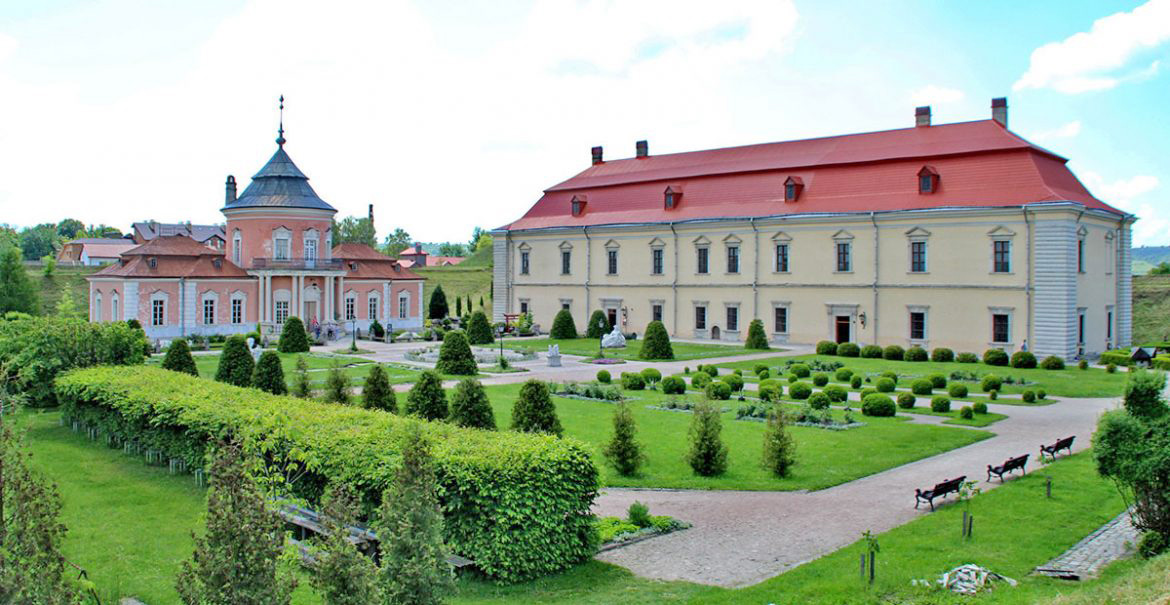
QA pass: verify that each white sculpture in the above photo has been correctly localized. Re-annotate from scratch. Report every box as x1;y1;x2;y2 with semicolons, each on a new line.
601;326;627;348
547;344;562;367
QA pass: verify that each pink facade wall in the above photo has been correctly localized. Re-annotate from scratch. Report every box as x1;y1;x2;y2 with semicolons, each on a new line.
90;284;122;322
137;282;183;326
226;215;332;267
196;282;258;325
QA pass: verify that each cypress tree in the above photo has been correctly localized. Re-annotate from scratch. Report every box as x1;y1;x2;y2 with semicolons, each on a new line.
686;400;728;476
291;355;313;398
467;295;473;312
511;380;563;436
762;403;796;478
278;316;310;353
252;351;287;395
466;310;494;345
603;402;645;476
162;338;199;376
745;318;770;350
455;296;463;317
549;309;578;340
309;483;377;605
449;378;495;430
406;370;448;421
638;320;675;360
586;309;610;339
428;285;449;320
214;335;254;387
324;365;352;404
436;330;477;375
363;364;397;413
0;246;38;315
478;296;484;309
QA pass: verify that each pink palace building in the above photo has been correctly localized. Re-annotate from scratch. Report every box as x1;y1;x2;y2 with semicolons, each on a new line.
88;121;424;343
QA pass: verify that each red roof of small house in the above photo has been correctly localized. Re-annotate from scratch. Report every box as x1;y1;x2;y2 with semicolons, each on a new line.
501;120;1123;231
332;243;423;280
430;256;465;266
399;246;427;256
58;239;138;260
90;236;250;279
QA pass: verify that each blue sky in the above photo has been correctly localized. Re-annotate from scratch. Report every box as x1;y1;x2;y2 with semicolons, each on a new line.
1;0;1167;244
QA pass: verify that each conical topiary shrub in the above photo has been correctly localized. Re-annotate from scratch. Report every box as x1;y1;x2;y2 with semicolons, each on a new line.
406;370;448;421
511;380;563;436
428;285;449;320
603;402;645;476
215;335;254;387
363;364;396;413
638;320;674;360
466;311;494;345
252;350;287;395
278;316;310;353
549;309;578;340
448;378;495;430
586;310;610;339
745;319;770;350
324;365;352;404
687;400;728;476
162;338;199;376
436;330;477;375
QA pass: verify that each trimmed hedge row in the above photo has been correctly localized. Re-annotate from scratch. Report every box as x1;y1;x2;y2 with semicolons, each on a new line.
55;366;599;582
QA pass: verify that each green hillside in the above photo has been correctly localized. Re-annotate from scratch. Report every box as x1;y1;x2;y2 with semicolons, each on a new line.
1133;274;1170;344
413;249;493;315
27;264;98;315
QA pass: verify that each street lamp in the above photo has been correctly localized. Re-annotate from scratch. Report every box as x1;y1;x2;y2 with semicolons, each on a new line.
597;316;608;359
350;317;356;351
498;324;506;365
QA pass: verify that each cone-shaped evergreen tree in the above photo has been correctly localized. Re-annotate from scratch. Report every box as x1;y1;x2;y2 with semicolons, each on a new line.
214;335;254;387
549;309;578;340
638;320;675;360
252;350;287;395
436;330;477;375
309;483;377;605
162;338;199;376
278;316;310;353
291;355;312;399
745;318;770;350
0;245;39;315
455;296;463;317
428;285;449;319
324;365;351;404
363;364;397;413
687;400;728;476
586;309;610;339
449;378;495;430
406;370;448;421
603;402;645;476
762;403;796;478
511;380;563;436
466;310;494;345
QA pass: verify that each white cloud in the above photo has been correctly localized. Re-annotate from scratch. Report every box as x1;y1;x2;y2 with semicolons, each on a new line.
1082;172;1165;245
1014;0;1170;93
1029;120;1082;142
908;85;965;106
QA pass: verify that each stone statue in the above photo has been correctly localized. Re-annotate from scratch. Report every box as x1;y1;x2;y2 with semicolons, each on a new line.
601;326;627;348
547;344;562;367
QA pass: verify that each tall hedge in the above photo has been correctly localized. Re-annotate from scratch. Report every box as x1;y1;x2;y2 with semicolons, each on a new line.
638;321;674;360
436;330;477;375
549;309;578;340
744;319;770;350
278;316;310;353
428;285;449;320
252;351;287;395
466;311;494;345
511;380;563;437
449;378;496;430
406;370;448;421
161;338;199;376
215;335;254;387
55;366;599;582
585;310;610;339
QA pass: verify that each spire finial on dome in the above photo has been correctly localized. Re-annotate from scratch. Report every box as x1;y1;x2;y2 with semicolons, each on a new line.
276;94;286;147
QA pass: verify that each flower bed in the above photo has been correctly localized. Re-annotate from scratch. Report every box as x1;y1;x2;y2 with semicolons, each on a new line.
552;382;624;402
735;402;865;430
595;515;690;550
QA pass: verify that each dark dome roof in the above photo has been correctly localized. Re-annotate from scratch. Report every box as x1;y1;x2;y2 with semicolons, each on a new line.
223;146;336;212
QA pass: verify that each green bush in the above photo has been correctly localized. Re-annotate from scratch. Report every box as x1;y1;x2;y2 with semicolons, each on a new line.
808;392;830;410
981;374;1003;392
859;388;877;399
1123;370;1167;420
704;381;732;400
880;370;898;384
1107;363;1118;373
596;370;611;383
931;348;954;362
850;376;863;389
1078;359;1090;370
812;373;829;387
875;377;896;393
604;403;645;477
931;396;951;413
1010;351;1037;368
957;352;979;363
549;309;579;340
55;366;597;582
816;340;838;355
790;364;811;378
277;316;310;353
758;381;783;402
1040;355;1066;370
757;368;770;380
428;284;449;319
436;330;477;375
761;404;796;478
324;365;351;404
910;379;933;395
363;364;396;413
883;345;905;361
904;346;928;362
744;319;770;350
466;311;495;345
928;374;947;389
721;373;744;392
973;401;988;414
753;364;768;376
369;318;385;339
687;401;728;476
511;380;563;436
215;335;254;388
823;385;848;403
989;389;999;400
789;382;812;400
661;376;686;395
959;406;974;419
620;372;646;391
1037;389;1047;400
835;368;853;382
449;378;496;430
948;383;969;398
162;338;199;376
640;368;662;388
897;392;916;409
983;349;1009;366
690;371;711;389
860;345;883;359
638;320;675;360
586;310;610;339
862;394;896;417
1138;531;1168;559
406;370;448;421
252;351;287;395
703;365;719;378
837;342;860;357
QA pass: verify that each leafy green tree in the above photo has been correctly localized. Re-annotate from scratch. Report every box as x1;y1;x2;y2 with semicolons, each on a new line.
586;310;610;339
549;309;579;340
436;330;476;375
687;400;728;476
54;290;83;320
376;424;454;605
428;285;449;320
762;403;796;478
745;319;770;350
0;246;38;315
332;216;377;247
215;335;254;387
55;218;85;239
278;316;310;353
406;370;448;421
362;364;396;412
603;402;645;476
466;311;494;345
252;351;288;395
291;355;312;398
381;228;412;258
324;365;352;404
448;378;495;430
1123;369;1168;420
40;254;56;277
310;483;377;605
1149;261;1170;275
438;242;466;257
18;223;57;261
162;338;199;376
176;442;296;605
511;380;563;436
638;320;674;360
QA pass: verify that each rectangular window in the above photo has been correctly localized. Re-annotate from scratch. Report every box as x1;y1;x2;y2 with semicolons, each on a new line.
774;307;788;333
992;313;1010;344
520;251;530;275
727;246;740;274
775;244;789;272
233;237;241;264
909;311;925;340
651;248;663;275
836;242;851;272
652;304;663;323
695;306;707;330
607;249;618;275
562;302;570;311
345;298;355;321
203;299;215;325
305;239;317;261
369;298;378;320
519;300;529;314
561;251;571;274
993;240;1011;273
399;296;408;319
231;299;243;324
910;241;927;272
1078;311;1085;345
275;238;290;260
726;306;739;331
275;301;289;325
1077;239;1084;273
152;300;165;326
697;248;709;274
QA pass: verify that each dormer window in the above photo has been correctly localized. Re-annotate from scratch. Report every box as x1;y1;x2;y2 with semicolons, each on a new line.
571;195;587;217
349;262;358;271
918;166;939;194
213;258;222;269
148;257;157;269
664;185;682;209
784;176;804;202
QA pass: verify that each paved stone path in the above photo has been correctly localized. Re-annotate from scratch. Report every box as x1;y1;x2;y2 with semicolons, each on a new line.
1035;510;1139;580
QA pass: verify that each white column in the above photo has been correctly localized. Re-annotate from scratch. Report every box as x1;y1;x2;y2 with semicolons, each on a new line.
265;275;272;323
327;275;334;321
417;281;423;319
383;282;390;323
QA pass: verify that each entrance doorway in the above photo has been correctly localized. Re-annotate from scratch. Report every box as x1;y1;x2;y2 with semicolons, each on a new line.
305;301;318;324
835;316;851;343
711;325;721;340
606;308;617;331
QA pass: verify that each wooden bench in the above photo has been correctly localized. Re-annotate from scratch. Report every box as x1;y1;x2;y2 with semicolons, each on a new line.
1040;436;1075;461
914;475;966;511
987;454;1029;482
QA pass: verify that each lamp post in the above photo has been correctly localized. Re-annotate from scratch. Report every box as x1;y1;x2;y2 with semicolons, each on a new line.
498;324;505;364
350;318;356;351
597;316;608;360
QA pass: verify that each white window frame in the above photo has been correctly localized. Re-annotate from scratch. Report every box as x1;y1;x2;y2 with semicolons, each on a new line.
651;300;664;323
231;296;244;325
151;293;167;327
725;303;740;332
398;292;409;319
694;304;707;330
989;307;1013;346
110;292;119;322
368;292;380;321
232;230;242;265
559;241;573;275
907;305;929;344
273;227;292;261
275;301;289;325
94;292;102;322
520;251;530;275
773;303;790;335
344;292;357;321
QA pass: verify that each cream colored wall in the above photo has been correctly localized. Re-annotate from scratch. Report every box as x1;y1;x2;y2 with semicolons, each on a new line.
1077;214;1122;353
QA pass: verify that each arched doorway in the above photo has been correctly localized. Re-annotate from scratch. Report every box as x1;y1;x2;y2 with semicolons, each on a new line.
302;284;321;324
711;325;721;340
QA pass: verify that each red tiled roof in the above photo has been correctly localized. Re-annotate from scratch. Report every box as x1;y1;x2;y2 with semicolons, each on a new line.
399;246;427;256
503;120;1122;231
123;235;226;257
90;235;248;279
331;243;423;280
332;242;393;261
430;256;465;266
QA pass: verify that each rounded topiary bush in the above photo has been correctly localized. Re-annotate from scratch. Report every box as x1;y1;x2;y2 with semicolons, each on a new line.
897;392;916;409
883;345;905;361
252;350;287;395
928;374;947;389
586;309;609;339
161;338;198;376
596;370;612;383
816;340;838;355
362;364;396;413
838;342;860;357
850;375;863;389
989;389;999;400
835;368;853;382
1040;355;1066;370
705;381;732;400
959;406;974;420
449;378;496;430
972;401;988;414
931;348;955;362
704;365;719;378
905;346;928;362
824;385;848;403
277;316;310;353
859;388;877;399
754;364;768;376
466;310;495;345
1010;351;1037;369
1078;359;1089;370
875;377;896;393
757;368;770;380
691;372;712;389
511;379;563;436
639;320;675;360
983;349;1009;366
880;370;898;384
744;319;770;350
948;383;969;398
981;374;1003;392
812;373;829;387
215;335;254;387
957;352;979;363
550;309;579;340
758;381;783;402
640;368;662;388
808;392;831;410
620;372;646;391
789;382;812;400
369;318;385;339
860;344;883;359
1037;389;1047;400
436;330;477;375
790;364;811;378
1022;390;1036;403
931;395;951;413
862;394;896;417
911;379;933;395
661;375;686;395
721;373;744;393
1107;363;1117;374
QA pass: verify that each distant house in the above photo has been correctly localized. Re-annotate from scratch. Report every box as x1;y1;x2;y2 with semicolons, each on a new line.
58;238;138;266
431;256;466;267
131;221;226;250
396;245;464;268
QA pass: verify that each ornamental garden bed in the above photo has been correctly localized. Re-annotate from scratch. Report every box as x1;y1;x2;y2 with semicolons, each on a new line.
501;337;763;361
596;514;691;552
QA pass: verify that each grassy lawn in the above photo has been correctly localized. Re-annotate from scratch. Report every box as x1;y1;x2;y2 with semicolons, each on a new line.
502;337;762;362
715;354;1127;398
482;384;990;491
898;406;1009;427
28;264;100;315
147;350;370;378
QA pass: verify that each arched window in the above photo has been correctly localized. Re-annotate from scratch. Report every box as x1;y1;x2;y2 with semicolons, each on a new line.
398;291;410;319
272;227;291;260
304;228;319;263
232;230;242;265
367;291;380;320
94;291;103;322
344;291;357;321
201;291;219;325
111;291;120;321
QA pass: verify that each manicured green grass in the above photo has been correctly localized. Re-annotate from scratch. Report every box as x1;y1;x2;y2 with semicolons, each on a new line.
502;337;762;362
147;350;370;379
1133;274;1170;345
898;406;1009;427
482;384;989;491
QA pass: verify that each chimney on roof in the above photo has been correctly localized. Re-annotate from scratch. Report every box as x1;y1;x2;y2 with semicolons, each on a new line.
368;203;374;225
591;146;603;165
225;176;237;204
991;97;1008;127
635;140;649;158
915;106;931;127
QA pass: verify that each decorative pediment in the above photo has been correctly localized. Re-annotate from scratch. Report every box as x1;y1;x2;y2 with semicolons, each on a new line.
604;239;621;250
648;237;666;248
722;234;742;245
693;235;711;246
987;225;1016;239
905;226;932;239
558;240;574;250
1077;225;1089;237
517;242;531;251
771;231;792;242
831;229;854;241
